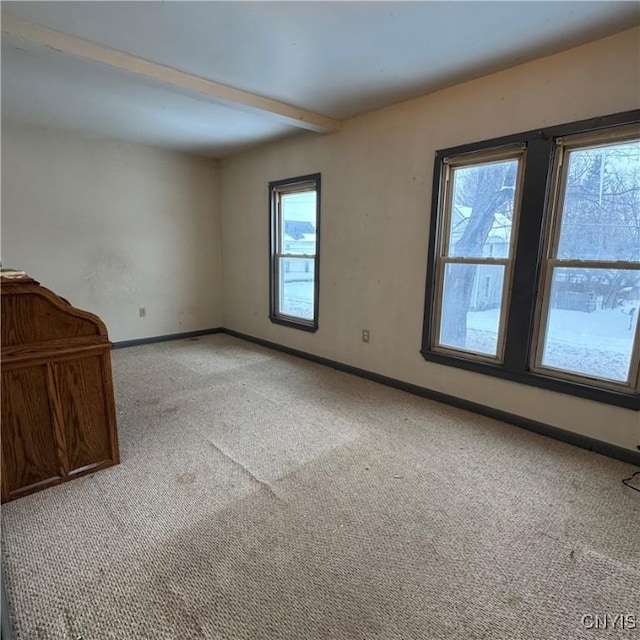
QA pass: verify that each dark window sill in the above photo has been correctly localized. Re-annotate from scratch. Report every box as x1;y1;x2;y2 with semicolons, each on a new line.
420;349;640;410
269;315;318;333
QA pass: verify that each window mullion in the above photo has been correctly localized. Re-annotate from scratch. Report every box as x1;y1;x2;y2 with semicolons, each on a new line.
280;253;317;259
277;193;284;255
628;316;640;389
441;257;510;266
502;137;555;372
548;259;640;270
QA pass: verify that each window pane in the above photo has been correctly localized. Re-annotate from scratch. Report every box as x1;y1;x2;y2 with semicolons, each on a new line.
447;159;518;258
438;263;505;356
278;257;315;321
556;140;640;262
540;267;640;382
281;191;317;255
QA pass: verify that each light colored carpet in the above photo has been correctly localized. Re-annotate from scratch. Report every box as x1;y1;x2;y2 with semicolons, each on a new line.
2;334;639;640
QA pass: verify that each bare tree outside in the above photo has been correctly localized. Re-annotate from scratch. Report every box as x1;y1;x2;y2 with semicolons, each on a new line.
439;159;518;355
437;136;640;383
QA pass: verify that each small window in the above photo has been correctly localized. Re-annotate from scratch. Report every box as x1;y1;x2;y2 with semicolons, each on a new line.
431;146;525;361
533;127;640;390
269;174;321;331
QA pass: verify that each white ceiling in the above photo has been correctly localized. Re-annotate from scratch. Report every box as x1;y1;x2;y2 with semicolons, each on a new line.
2;1;639;157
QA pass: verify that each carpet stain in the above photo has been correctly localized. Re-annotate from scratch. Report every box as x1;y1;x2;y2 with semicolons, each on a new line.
162;404;179;415
176;472;197;484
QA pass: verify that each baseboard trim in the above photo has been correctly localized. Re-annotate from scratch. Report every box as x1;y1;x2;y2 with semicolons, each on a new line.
112;327;224;349
223;328;640;466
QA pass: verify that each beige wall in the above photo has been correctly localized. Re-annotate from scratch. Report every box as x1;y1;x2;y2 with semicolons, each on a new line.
1;122;222;342
220;28;640;451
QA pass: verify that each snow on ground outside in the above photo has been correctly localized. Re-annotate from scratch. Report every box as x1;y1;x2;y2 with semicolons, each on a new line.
281;282;314;321
467;307;637;382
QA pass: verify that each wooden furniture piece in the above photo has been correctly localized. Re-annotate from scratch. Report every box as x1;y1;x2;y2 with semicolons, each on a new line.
1;273;119;502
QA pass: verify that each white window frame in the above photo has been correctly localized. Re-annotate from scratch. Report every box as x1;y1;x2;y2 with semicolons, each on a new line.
269;174;320;331
431;145;526;363
531;124;640;391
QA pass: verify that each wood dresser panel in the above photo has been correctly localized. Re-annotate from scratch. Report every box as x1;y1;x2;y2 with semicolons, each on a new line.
1;275;119;502
1;366;62;495
56;357;113;474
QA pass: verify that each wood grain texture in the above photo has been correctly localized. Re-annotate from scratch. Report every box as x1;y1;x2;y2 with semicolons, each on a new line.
100;349;121;466
46;362;70;478
55;357;111;472
1;276;120;502
1;283;105;347
1;367;62;498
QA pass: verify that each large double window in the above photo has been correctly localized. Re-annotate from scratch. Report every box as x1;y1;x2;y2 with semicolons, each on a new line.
422;112;640;408
269;174;321;331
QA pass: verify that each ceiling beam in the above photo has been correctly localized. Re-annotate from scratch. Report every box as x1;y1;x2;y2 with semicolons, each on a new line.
1;16;341;134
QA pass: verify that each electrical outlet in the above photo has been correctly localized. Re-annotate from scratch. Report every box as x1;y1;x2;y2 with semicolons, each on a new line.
139;307;146;318
362;329;370;343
